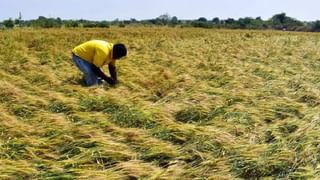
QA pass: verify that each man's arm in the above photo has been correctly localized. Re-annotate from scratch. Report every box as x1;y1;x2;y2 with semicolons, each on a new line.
91;65;116;85
108;64;117;83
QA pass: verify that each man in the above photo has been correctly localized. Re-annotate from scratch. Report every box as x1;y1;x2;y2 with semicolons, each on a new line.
72;40;127;86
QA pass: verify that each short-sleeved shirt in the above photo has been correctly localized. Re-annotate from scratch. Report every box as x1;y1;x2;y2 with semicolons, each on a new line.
72;40;115;68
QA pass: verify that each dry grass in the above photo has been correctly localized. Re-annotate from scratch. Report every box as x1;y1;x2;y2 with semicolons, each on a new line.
1;27;320;179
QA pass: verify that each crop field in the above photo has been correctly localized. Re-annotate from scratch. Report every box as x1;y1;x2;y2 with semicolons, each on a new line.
1;27;320;179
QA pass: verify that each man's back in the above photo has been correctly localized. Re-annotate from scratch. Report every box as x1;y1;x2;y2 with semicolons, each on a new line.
72;40;114;67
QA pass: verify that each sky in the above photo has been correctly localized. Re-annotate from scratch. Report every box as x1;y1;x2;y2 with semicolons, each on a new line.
1;0;320;21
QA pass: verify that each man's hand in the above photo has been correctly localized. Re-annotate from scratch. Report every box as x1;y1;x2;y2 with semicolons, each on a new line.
91;64;116;85
105;77;117;85
108;64;117;82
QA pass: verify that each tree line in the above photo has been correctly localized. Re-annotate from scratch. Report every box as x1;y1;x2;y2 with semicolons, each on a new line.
1;13;320;32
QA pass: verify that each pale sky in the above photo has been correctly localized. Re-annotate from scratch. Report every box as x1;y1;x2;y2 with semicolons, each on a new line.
1;0;320;21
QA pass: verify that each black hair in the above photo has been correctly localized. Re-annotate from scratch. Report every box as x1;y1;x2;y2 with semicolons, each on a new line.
113;43;127;59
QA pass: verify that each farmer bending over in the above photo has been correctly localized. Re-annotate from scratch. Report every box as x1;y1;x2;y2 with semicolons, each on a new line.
72;40;127;86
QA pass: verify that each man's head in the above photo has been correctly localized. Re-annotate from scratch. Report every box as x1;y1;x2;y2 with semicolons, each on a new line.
113;43;127;60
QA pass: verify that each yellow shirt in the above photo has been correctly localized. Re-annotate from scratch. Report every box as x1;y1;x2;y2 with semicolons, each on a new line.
72;40;115;68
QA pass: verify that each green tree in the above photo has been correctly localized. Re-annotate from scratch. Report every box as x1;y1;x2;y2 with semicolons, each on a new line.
155;13;174;25
3;18;14;28
272;13;286;24
198;17;207;22
311;21;320;32
270;13;304;30
212;17;220;24
170;16;179;26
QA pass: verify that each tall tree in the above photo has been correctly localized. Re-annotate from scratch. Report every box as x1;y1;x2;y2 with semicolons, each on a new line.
3;18;14;28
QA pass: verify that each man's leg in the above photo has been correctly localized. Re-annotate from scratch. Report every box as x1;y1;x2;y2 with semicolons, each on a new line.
72;55;101;86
